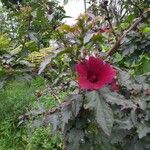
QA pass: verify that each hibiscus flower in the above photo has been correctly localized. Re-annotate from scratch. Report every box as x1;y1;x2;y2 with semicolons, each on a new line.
75;56;116;90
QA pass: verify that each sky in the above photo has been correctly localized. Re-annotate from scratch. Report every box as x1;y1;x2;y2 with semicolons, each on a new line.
59;0;86;25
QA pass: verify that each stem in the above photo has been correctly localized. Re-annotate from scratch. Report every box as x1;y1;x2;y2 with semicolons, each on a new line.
106;8;150;57
84;0;87;12
50;88;61;104
104;5;118;41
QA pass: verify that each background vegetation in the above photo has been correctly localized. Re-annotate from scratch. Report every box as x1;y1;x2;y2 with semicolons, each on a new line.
0;0;150;150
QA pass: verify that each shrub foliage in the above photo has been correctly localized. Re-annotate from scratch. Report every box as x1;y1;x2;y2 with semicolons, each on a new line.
0;0;150;150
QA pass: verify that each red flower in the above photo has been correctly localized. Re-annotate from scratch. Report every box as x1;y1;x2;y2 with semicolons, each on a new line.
75;56;116;90
99;27;110;33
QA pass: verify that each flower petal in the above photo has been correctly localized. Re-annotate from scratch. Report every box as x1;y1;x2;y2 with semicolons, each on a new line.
75;61;88;76
79;77;105;90
78;77;94;89
98;63;116;84
88;56;104;73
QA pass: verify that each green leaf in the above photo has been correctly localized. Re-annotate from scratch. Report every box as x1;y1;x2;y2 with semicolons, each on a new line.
100;87;137;109
84;32;94;44
135;57;150;75
137;123;150;139
136;98;147;110
44;94;83;134
118;70;133;90
120;22;129;29
38;47;62;74
115;118;133;130
67;128;84;150
110;129;128;144
61;94;83;131
71;94;83;117
63;0;69;5
143;27;150;33
124;136;145;150
85;91;114;136
142;57;150;73
44;112;60;134
0;80;5;90
61;102;72;124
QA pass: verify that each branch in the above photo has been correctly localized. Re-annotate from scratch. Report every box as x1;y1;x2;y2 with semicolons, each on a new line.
119;9;128;23
103;4;118;40
106;8;150;57
49;88;61;104
18;94;82;126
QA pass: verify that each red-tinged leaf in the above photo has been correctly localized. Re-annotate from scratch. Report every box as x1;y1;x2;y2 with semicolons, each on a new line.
84;91;114;136
44;112;60;134
137;123;150;139
100;87;137;109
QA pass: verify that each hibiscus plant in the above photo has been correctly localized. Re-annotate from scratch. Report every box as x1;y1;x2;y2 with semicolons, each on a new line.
19;7;150;150
42;56;149;150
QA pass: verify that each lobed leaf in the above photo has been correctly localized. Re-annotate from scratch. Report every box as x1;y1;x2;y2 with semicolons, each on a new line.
100;87;137;109
137;123;150;139
44;94;83;134
85;91;114;136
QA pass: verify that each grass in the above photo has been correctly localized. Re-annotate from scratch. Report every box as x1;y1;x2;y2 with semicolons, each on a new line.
0;77;64;150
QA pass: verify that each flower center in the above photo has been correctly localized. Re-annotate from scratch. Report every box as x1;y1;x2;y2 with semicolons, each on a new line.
87;72;99;83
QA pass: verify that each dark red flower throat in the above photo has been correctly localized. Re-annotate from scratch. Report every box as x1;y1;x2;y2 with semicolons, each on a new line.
87;71;99;83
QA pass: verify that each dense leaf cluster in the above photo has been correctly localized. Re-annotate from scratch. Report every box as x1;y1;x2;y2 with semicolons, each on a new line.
0;0;150;150
37;70;149;150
